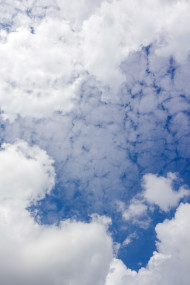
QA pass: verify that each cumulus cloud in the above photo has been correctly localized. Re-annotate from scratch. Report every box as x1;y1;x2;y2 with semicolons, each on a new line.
142;172;190;211
117;172;189;232
0;140;55;206
106;202;190;285
0;141;113;285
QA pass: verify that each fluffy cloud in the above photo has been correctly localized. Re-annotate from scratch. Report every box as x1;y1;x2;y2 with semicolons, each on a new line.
106;202;190;285
119;200;147;221
0;18;83;121
117;172;189;231
0;0;190;120
0;140;55;205
82;0;190;88
117;199;150;228
0;141;113;285
142;172;190;211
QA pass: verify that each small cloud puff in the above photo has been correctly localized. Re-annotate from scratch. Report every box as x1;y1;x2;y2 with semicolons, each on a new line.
142;172;190;211
117;199;150;229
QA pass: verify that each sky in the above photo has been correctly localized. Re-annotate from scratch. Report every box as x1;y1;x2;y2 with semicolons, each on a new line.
0;0;190;284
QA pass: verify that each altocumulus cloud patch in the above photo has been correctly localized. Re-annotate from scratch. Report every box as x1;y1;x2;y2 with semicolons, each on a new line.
0;0;190;284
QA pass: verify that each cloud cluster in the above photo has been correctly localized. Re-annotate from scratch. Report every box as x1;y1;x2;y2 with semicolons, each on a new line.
0;0;190;120
1;141;190;285
0;141;112;285
117;172;190;228
106;202;190;285
1;44;190;221
0;0;190;283
1;142;189;285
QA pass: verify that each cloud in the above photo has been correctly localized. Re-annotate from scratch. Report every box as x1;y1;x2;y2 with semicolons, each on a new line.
117;199;150;229
142;172;190;211
119;200;147;221
1;43;189;223
0;0;105;30
0;143;189;285
82;0;190;88
0;140;55;206
0;0;189;280
0;0;190;120
57;0;105;26
116;172;189;232
0;141;113;285
0;18;82;121
106;202;190;285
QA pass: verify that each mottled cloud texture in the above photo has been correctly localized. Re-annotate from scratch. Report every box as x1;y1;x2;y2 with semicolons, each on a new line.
0;0;190;284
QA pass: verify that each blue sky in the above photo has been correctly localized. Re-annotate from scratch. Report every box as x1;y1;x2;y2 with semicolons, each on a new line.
0;1;190;284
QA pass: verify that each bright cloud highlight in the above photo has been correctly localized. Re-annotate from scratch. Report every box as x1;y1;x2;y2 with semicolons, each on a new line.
143;172;190;211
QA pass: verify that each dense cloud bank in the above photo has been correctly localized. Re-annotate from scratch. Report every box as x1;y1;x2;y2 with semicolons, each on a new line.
0;0;190;284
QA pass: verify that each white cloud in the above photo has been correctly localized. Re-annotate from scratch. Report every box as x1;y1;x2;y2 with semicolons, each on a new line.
82;0;190;89
106;202;190;285
121;200;147;221
0;0;190;120
0;140;55;206
0;18;83;121
116;172;189;230
0;141;113;285
142;172;190;211
0;0;105;29
0;1;189;284
57;0;105;27
117;199;150;228
0;143;189;285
